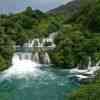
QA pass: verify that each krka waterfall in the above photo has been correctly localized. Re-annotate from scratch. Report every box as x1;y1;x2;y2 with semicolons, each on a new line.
15;38;55;64
0;37;79;100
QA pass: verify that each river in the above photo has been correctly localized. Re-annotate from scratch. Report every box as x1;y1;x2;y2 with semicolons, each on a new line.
0;54;79;100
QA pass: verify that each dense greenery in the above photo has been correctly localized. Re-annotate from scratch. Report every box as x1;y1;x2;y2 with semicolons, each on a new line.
68;70;100;100
68;81;100;100
50;0;100;69
49;0;100;99
64;0;100;100
0;27;14;70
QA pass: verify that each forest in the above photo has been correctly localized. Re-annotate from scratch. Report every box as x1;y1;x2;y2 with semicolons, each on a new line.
67;0;100;99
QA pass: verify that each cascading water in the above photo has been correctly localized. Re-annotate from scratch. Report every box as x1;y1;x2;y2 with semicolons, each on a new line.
88;57;92;69
18;52;33;60
33;52;40;63
32;52;51;64
1;53;41;78
70;56;100;80
43;52;51;64
96;60;100;66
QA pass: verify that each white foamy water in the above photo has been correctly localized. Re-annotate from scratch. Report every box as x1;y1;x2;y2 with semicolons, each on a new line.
70;57;100;80
1;53;42;79
43;52;51;64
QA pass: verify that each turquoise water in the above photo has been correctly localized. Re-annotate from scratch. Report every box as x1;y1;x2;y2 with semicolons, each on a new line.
0;67;79;100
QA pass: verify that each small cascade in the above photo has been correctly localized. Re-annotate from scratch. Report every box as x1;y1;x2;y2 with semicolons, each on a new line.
12;53;20;65
88;57;92;70
15;37;56;65
49;32;58;40
32;52;51;64
70;56;100;80
2;53;41;78
15;52;52;65
21;53;26;60
43;52;51;64
96;60;100;66
33;52;40;63
17;52;33;60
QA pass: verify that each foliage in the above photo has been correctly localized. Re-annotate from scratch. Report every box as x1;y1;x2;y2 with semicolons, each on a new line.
49;0;100;68
0;6;63;71
67;70;100;100
68;81;100;100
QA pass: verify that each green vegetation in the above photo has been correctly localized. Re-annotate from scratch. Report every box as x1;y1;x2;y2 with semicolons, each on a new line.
64;0;100;99
0;0;100;99
68;81;100;100
0;29;14;70
0;6;64;70
68;70;100;100
49;0;100;69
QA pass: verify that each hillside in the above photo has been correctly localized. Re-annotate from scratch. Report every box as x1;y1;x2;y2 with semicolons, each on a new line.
48;0;80;18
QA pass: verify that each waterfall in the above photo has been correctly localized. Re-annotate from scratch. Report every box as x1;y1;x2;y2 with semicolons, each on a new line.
17;52;32;60
96;60;100;66
1;36;57;79
70;56;100;80
15;37;56;65
88;57;92;69
32;52;51;64
2;53;41;78
15;52;51;65
43;52;51;64
33;52;40;63
12;53;20;65
49;32;58;40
